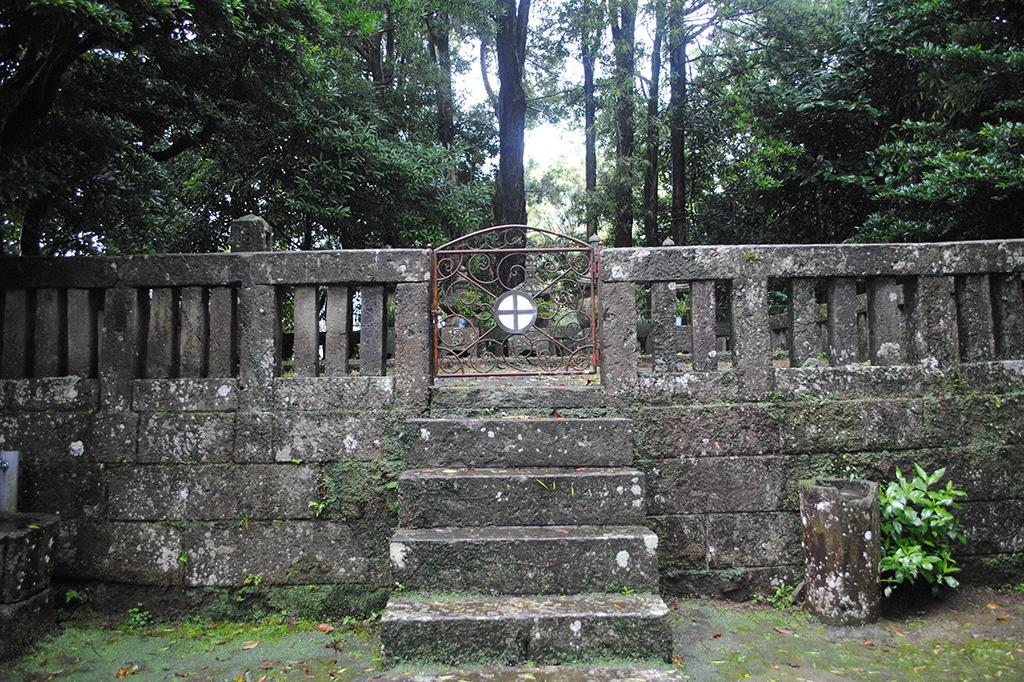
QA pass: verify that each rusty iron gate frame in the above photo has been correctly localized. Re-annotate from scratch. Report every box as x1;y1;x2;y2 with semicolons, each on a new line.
431;225;600;378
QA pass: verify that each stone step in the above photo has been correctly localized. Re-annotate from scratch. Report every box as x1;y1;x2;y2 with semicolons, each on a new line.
380;593;672;667
399;467;646;528
405;418;633;468
389;526;659;595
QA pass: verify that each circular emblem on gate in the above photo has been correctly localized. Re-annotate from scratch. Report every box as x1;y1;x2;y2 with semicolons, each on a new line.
494;290;538;334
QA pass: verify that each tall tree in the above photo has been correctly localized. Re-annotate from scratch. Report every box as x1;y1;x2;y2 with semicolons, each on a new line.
641;0;665;246
608;0;637;247
492;0;532;226
426;9;455;150
667;0;690;244
580;0;601;238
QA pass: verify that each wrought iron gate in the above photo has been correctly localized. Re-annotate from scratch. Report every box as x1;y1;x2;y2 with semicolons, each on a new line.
432;225;599;378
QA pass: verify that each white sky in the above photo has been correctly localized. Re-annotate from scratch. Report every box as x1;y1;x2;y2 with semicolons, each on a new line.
453;6;712;182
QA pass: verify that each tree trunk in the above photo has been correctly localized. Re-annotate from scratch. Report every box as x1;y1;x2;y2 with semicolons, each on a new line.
609;0;637;247
642;0;664;247
18;196;47;256
492;0;531;227
668;2;688;244
426;10;455;150
582;0;599;239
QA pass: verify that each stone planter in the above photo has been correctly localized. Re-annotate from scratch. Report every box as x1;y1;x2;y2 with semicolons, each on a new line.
799;478;881;625
1;512;60;660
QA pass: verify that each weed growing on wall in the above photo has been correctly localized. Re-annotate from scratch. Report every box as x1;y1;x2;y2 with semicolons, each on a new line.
880;464;966;598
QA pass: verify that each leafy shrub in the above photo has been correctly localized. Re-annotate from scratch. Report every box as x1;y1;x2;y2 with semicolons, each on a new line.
879;464;966;597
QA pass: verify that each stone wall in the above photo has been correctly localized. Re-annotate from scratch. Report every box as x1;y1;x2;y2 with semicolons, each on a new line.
1;230;1023;612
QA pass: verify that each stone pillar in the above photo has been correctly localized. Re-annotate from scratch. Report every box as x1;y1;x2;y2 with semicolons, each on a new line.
689;280;717;371
231;214;274;252
731;276;773;398
867;277;905;365
906;275;959;369
992;274;1024;360
799;478;881;626
599;281;638;395
394;282;432;413
956;274;995;362
99;286;140;411
789;278;819;367
826;278;859;366
1;289;29;379
650;282;679;373
234;216;278;412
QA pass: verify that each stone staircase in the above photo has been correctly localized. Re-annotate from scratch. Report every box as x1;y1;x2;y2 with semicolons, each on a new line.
380;415;673;668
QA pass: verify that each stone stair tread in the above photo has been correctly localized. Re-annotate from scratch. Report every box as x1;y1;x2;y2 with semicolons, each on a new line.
390;525;660;595
405;418;633;468
383;592;669;621
398;467;647;528
392;524;656;543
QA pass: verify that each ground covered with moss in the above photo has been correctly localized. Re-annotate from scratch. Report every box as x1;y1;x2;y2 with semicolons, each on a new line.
2;587;1021;681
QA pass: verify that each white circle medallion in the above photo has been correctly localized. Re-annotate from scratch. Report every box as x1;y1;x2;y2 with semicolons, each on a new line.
494;290;538;334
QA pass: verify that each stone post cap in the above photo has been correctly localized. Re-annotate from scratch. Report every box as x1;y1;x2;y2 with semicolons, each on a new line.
230;215;274;252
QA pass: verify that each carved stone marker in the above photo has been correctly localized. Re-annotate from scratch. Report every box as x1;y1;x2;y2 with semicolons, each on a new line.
799;478;881;625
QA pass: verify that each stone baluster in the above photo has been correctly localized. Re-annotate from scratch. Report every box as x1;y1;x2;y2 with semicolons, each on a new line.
826;278;859;366
731;276;773;398
689;280;717;371
234;215;278;412
599;281;638;395
359;285;387;376
292;285;320;377
905;275;959;368
788;278;819;368
866;277;905;365
956;274;995;362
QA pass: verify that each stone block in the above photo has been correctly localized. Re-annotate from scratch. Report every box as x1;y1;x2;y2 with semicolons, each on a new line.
107;465;318;521
778;400;866;454
137;412;235;464
0;588;53;660
644;456;791;514
400;467;646;528
273;376;394;411
233;411;274;462
959;499;1024;555
182;521;372;586
632;371;738;404
133;379;239;411
1;512;59;603
661;565;802;600
773;365;943;400
249;249;431;284
18;459;105;518
647;515;708;573
707;512;801;568
633;404;781;459
55;521;182;585
88;411;139;463
273;413;384;462
0;377;99;411
389;526;659;595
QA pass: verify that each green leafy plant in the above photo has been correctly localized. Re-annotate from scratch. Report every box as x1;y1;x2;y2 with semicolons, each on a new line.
125;604;153;628
751;582;797;610
879;464;966;598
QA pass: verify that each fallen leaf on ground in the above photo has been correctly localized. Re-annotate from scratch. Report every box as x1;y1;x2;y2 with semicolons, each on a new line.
260;660;277;669
987;602;1001;610
317;623;335;632
774;626;795;635
241;640;259;650
115;665;140;678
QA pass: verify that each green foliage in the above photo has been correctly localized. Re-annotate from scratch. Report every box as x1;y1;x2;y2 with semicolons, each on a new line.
125;603;154;628
752;582;797;611
0;0;495;254
879;464;967;598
